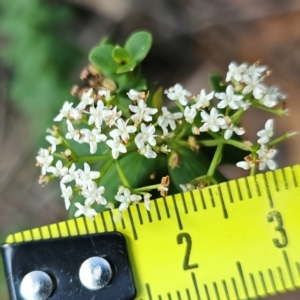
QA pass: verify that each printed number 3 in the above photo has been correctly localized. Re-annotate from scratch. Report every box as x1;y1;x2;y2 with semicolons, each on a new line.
177;232;199;270
267;211;288;248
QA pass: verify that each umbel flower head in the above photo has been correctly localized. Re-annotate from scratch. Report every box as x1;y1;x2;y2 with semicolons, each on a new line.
35;32;294;220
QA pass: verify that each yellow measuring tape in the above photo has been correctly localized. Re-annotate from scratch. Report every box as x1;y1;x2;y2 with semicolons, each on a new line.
5;165;300;300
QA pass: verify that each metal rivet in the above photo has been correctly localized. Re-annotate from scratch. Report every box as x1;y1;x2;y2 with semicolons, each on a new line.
20;270;53;300
79;256;112;290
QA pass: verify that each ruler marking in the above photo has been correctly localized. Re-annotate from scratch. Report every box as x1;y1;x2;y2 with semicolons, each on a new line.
235;180;243;201
249;273;259;298
296;262;300;278
128;206;138;240
167;292;172;300
172;195;183;230
221;280;230;300
262;173;274;208
244;177;252;198
259;271;268;295
136;205;143;225
208;188;216;207
254;178;261;197
281;169;289;189
198;190;207;209
146;209;153;223
158;295;162;300
181;194;188;214
272;170;280;192
82;217;90;234
121;216;126;229
189;191;198;212
225;182;234;203
163;197;171;218
176;290;182;300
154;199;161;220
268;269;277;293
100;213;108;232
28;229;34;241
277;266;287;290
236;261;249;298
146;283;153;300
213;282;221;300
291;166;299;187
231;278;240;300
191;272;201;300
217;185;228;219
109;210;117;231
204;284;211;300
283;250;296;287
186;288;191;300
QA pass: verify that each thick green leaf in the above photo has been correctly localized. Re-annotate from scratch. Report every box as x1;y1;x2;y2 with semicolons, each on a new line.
89;45;119;75
124;31;152;63
116;60;137;74
209;74;226;92
112;46;131;64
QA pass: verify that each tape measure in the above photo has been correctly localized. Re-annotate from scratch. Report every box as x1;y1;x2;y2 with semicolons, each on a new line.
1;164;300;300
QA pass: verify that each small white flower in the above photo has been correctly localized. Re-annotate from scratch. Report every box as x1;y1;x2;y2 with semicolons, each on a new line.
165;84;191;106
257;119;274;144
184;106;197;124
74;200;97;220
98;89;111;101
257;146;277;170
65;120;80;142
143;193;152;211
160;144;171;154
192;90;214;109
179;183;195;192
254;85;285;108
222;116;245;140
216;85;244;110
61;163;78;184
80;128;107;154
60;184;72;210
245;63;268;80
129;100;158;124
77;163;100;190
69;108;82;120
81;181;107;206
242;75;261;95
104;106;122;127
110;118;136;143
199;108;225;132
115;188;142;212
134;123;157;149
76;88;94;110
226;62;248;82
47;160;68;177
236;160;254;170
36;148;54;175
54;101;73;122
157;107;183;136
139;144;157;159
127;89;143;101
106;136;127;159
45;135;62;154
88;100;110;129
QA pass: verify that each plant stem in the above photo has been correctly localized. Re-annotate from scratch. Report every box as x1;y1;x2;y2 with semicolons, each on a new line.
134;184;160;192
76;155;111;163
207;143;224;177
96;159;114;184
115;160;131;187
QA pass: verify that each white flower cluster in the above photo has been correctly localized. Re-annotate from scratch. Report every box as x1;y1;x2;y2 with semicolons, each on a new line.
36;61;289;219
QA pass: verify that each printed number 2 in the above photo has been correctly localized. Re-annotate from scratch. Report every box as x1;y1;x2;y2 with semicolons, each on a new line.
177;232;199;270
267;211;288;248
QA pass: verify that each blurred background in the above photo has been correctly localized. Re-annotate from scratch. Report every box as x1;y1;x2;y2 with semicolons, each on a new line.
0;0;300;299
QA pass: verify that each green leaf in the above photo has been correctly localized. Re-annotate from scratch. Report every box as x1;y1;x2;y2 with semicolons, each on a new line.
112;46;131;64
209;74;226;92
151;87;163;113
116;60;137;74
124;31;152;63
89;45;119;75
168;147;226;191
